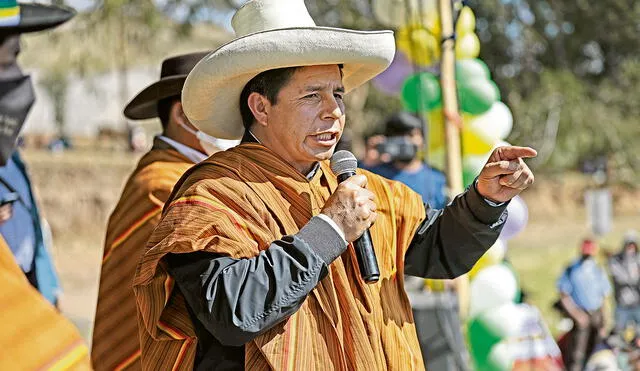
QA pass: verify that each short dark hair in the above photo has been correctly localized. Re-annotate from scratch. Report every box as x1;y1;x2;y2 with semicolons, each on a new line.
157;94;181;130
239;67;299;130
239;64;344;130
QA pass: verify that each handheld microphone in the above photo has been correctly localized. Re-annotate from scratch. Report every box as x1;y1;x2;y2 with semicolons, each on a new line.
330;150;380;283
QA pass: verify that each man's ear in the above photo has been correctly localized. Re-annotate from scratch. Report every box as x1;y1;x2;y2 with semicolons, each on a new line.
247;92;271;127
170;101;187;126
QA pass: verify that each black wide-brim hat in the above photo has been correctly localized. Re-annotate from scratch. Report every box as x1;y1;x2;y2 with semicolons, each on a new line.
0;3;75;34
124;52;210;120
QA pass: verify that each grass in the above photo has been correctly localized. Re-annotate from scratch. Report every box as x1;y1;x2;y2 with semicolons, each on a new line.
507;213;639;336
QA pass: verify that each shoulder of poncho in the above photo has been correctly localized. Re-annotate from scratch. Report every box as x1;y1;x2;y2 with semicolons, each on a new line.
131;154;193;194
171;150;257;198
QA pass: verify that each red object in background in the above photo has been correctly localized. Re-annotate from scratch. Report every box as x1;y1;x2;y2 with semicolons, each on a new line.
581;239;598;256
556;331;572;368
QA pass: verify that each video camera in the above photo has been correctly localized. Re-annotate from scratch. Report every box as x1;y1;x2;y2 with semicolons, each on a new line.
376;136;417;162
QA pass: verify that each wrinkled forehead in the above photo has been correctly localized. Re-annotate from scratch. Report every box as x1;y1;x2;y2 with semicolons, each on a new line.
0;34;21;79
288;64;344;87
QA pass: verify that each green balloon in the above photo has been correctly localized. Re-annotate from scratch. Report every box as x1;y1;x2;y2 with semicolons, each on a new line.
401;72;442;112
458;79;501;115
456;59;491;82
468;318;503;367
463;169;476;189
467;303;522;369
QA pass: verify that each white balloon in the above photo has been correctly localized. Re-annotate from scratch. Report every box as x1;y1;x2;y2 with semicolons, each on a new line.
501;195;529;240
372;0;437;28
469;101;514;141
469;264;518;317
488;239;507;262
486;342;515;371
463;154;490;176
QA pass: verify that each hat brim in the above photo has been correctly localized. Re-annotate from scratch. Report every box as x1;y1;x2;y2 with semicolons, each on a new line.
183;27;395;139
124;76;186;120
1;4;75;34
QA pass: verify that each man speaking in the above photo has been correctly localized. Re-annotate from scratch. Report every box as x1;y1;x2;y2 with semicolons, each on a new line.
133;0;536;369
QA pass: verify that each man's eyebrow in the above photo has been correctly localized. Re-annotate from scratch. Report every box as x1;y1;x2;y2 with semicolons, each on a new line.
304;84;345;93
304;85;325;92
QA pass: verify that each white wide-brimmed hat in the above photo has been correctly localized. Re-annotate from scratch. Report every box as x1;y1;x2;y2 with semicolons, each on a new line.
182;0;396;139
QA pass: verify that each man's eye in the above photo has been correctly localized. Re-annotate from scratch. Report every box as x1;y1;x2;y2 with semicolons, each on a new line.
304;93;320;99
334;94;344;100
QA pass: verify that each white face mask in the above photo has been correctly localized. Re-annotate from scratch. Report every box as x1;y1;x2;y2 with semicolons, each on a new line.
179;122;240;155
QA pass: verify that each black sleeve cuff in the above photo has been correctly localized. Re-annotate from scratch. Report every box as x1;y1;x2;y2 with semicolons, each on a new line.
296;216;347;265
465;181;509;226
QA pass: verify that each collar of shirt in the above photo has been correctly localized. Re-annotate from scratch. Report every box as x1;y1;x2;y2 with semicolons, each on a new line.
157;136;207;164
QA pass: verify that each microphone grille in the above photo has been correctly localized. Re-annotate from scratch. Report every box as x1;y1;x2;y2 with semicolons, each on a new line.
330;150;358;177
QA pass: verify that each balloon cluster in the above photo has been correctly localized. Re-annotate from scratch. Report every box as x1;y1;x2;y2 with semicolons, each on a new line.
372;1;513;188
463;196;530;370
371;1;540;369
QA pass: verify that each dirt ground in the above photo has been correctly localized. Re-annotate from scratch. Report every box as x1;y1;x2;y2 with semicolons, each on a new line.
20;148;640;343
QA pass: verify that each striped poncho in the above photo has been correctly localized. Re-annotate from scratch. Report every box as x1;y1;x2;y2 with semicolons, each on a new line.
0;235;90;370
133;143;429;370
92;140;194;371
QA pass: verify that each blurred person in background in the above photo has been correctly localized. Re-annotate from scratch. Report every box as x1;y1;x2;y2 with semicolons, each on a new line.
557;238;612;371
0;1;78;308
608;230;640;335
91;52;239;371
364;112;468;369
0;2;91;369
362;111;447;209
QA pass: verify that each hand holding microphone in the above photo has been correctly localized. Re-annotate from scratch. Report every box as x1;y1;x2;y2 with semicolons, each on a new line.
321;174;377;241
321;150;380;283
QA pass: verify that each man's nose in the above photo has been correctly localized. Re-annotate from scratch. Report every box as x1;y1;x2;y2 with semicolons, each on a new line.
321;95;343;120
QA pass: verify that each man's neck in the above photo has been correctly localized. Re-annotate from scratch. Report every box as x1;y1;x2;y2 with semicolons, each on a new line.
163;129;205;154
244;130;318;177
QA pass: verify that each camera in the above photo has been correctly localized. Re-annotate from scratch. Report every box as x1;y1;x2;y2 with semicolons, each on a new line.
376;136;417;162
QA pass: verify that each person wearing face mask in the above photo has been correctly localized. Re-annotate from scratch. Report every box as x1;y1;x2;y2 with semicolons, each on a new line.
92;52;239;371
0;16;65;308
0;2;92;369
364;112;448;209
608;230;640;335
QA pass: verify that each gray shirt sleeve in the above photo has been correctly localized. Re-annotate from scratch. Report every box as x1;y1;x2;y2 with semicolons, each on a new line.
166;215;347;347
404;182;508;279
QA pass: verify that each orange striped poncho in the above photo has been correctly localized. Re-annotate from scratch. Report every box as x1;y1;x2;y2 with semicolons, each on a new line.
0;234;91;370
133;143;428;370
92;140;194;371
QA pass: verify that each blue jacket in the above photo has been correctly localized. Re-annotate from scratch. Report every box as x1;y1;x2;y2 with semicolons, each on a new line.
0;151;60;304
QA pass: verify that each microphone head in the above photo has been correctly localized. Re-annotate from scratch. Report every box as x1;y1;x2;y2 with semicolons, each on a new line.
330;150;358;177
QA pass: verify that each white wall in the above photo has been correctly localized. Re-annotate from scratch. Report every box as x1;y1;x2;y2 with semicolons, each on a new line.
23;66;158;137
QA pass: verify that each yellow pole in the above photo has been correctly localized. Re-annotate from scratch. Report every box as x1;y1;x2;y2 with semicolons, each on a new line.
438;0;469;318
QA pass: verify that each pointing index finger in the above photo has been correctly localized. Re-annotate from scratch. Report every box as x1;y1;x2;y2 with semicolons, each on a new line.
493;146;537;161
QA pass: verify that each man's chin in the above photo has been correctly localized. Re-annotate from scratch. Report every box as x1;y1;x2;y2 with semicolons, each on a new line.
312;148;336;161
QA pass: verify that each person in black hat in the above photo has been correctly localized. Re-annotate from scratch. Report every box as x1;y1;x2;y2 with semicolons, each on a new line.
91;51;239;371
0;3;91;370
0;1;75;306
